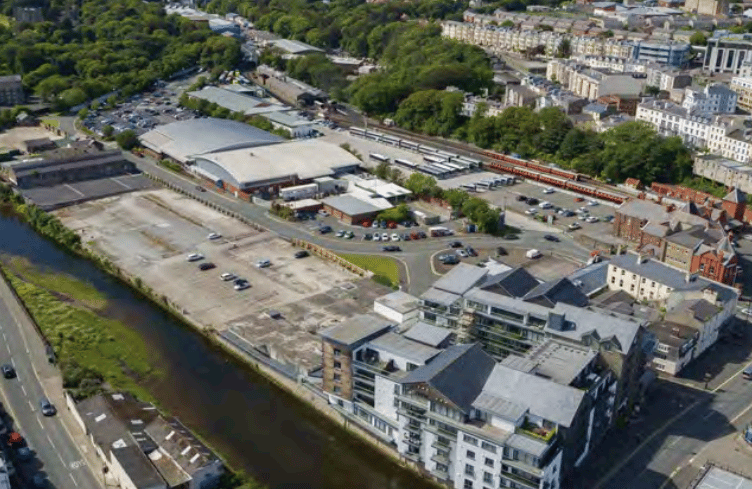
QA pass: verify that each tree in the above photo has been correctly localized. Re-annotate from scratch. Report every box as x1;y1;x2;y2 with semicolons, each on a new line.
102;125;114;138
690;32;708;46
403;173;439;198
115;130;138;150
443;188;469;210
77;107;89;119
556;38;571;59
374;161;390;179
500;20;515;28
644;85;661;96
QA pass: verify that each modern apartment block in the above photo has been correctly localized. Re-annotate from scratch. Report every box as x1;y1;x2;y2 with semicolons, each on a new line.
606;253;739;374
730;76;752;111
0;75;23;106
636;100;752;163
682;84;738;114
567;55;692;91
693;153;752;194
704;31;752;75
441;21;690;66
546;59;646;99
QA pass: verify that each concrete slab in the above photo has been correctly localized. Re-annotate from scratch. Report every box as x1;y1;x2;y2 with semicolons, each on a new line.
20;174;155;210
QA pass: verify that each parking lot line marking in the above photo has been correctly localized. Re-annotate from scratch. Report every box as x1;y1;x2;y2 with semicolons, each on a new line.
714;360;752;393
70;473;79;487
63;184;85;197
37;418;43;428
111;177;132;190
21;385;26;396
10;358;15;367
731;401;752;423
702;411;716;420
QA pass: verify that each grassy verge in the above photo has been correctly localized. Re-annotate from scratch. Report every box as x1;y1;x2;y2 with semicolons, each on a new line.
0;264;158;402
40;118;60;128
337;253;401;288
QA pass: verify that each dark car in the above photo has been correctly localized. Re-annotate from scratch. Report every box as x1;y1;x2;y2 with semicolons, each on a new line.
516;195;527;201
417;231;427;239
402;233;411;241
195;185;206;192
439;254;459;265
1;364;15;379
294;250;309;259
16;446;32;462
497;246;507;256
39;399;56;417
319;225;332;234
198;262;216;271
450;241;463;248
382;245;401;252
526;197;539;205
465;246;477;257
543;234;560;242
364;233;373;240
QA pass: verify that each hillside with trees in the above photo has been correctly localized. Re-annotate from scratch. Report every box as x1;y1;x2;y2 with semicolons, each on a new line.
0;0;240;110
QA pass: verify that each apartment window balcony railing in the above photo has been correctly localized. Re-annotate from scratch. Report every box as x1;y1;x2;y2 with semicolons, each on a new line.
425;422;458;438
431;452;450;466
500;469;541;489
515;421;557;444
398;407;427;422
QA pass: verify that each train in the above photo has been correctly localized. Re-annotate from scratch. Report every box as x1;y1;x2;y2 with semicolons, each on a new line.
483;151;626;204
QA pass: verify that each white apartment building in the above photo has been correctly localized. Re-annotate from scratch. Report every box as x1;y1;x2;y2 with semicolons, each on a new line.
694;153;752;194
547;59;646;99
730;76;752;111
569;55;693;90
636;100;752;163
682;84;737;114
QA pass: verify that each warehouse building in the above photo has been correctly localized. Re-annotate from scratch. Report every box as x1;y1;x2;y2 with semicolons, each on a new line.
261;111;316;137
321;193;393;225
191;139;361;198
139;118;283;164
185;86;289;117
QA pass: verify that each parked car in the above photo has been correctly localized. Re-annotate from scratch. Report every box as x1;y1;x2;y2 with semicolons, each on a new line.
587;200;599;206
233;279;250;291
344;231;354;239
543;234;560;242
16;447;32;461
401;233;411;241
526;197;539;205
256;259;271;268
456;249;468;258
319;225;332;234
294;250;309;259
186;253;204;262
372;234;381;241
198;262;216;271
585;216;599;223
417;231;427;239
381;233;389;241
497;246;507;256
220;272;237;281
318;210;329;217
525;208;538;215
450;241;463;248
568;223;581;230
364;233;373;241
195;186;206;192
391;233;401;241
207;232;222;240
39;399;56;417
516;195;528;202
538;201;553;209
465;246;477;257
336;230;345;238
542;187;555;194
743;365;752;380
1;364;15;379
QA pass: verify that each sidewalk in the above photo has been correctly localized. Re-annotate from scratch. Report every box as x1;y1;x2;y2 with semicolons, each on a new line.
0;273;107;486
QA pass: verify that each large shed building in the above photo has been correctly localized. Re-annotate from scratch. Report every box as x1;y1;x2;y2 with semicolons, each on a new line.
139;118;283;164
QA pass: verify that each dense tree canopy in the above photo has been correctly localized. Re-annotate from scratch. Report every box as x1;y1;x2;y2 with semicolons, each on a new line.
0;0;240;110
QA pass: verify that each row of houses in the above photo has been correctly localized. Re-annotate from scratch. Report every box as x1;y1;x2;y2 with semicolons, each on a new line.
318;254;738;488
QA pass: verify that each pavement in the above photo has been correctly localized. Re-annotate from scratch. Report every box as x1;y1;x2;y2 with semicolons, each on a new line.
0;274;103;488
122;153;593;295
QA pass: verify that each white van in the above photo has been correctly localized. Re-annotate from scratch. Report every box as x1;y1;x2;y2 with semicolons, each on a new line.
526;249;542;259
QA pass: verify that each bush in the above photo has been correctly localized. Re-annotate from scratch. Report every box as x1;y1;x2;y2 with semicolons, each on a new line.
372;274;397;289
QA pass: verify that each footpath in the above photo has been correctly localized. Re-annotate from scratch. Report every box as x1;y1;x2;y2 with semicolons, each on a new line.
0;272;107;486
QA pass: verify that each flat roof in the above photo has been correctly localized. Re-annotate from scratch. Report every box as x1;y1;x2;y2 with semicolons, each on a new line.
262;111;313;127
367;332;441;365
195;139;361;187
268;39;323;54
322;194;389;216
319;313;394;347
403;322;453;348
187;86;288;116
374;291;420;314
420;287;462;307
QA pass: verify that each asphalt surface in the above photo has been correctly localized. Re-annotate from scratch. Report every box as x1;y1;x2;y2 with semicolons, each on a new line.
0;289;101;488
123;153;592;294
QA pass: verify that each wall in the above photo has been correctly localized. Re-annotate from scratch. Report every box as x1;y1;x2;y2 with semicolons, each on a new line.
374;376;399;425
322;340;354;400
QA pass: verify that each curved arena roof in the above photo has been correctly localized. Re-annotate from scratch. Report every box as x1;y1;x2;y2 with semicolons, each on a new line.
139;118;283;163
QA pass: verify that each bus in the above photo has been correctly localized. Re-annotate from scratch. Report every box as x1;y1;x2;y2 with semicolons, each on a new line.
423;155;447;165
394;158;417;168
461;184;477;192
369;153;389;162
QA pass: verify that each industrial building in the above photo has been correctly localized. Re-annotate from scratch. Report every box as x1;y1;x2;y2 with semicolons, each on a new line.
139;118;283;164
261;111;316;137
191;139;361;197
185;86;289;117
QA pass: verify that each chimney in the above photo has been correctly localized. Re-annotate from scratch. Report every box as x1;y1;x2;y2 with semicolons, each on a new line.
703;287;718;304
636;253;646;265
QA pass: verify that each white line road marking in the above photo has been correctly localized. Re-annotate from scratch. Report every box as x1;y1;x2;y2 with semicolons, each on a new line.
10;358;15;368
668;437;681;448
111;177;132;190
702;411;716;420
4;343;8;355
63;184;85;197
2;333;6;342
69;473;79;487
36;418;43;429
28;400;34;411
47;435;56;449
20;385;26;396
731;401;752;423
713;360;752;393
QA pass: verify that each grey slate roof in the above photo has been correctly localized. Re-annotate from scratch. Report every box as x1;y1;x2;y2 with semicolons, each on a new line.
111;446;166;489
368;332;441;365
403;322;453;348
431;263;489;295
483;267;540;298
567;261;609;296
420;287;462;307
689;299;720;322
399;343;495;413
478;364;586;428
523;278;589;308
547;302;643;355
724;188;745;204
507;339;596;386
321;194;384;216
319;314;394;347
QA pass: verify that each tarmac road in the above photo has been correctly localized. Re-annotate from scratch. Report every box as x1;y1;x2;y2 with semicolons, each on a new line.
124;153;592;294
0;281;101;489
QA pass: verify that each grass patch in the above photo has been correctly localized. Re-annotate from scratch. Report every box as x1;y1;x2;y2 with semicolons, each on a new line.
2;255;107;310
1;266;159;401
337;253;401;288
40;118;60;128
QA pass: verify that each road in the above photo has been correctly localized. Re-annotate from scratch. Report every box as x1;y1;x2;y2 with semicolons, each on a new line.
124;153;592;294
0;279;101;489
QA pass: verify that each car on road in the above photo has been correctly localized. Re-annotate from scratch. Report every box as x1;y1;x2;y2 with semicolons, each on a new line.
543;234;560;242
456;249;468;258
318;225;332;234
542;187;555;194
538;201;553;209
195;185;206;192
526;208;538;215
220;273;237;281
336;230;345;238
743;366;752;379
1;365;15;379
526;197;539;205
207;232;222;240
186;253;204;262
585;216;599;223
450;241;463;248
391;233;401;241
516;195;527;202
382;245;401;252
39;399;56;417
198;262;216;271
587;200;599;206
256;259;271;268
294;250;309;259
439;254;459;265
344;231;354;239
568;222;581;230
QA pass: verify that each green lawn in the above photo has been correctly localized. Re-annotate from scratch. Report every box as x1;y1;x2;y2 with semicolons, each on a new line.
2;265;158;401
337;253;401;287
40;118;60;128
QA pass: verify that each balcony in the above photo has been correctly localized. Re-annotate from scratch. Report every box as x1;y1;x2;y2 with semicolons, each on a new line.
431;438;452;449
500;471;540;489
430;452;449;465
516;420;556;444
425;422;458;438
398;406;427;422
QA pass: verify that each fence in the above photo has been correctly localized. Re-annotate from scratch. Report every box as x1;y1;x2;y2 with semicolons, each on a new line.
219;328;299;380
290;238;372;277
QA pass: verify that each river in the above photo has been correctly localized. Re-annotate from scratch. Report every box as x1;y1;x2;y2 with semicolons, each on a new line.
0;208;436;489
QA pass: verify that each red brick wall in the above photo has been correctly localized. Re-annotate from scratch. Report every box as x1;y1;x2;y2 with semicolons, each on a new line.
690;252;739;285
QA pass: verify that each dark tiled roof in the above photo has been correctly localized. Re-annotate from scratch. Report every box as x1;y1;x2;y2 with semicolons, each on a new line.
110;446;166;489
399;343;495;412
484;267;539;298
523;278;589;308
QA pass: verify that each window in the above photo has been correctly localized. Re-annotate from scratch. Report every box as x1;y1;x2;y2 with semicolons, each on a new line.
651;281;656;287
463;480;473;489
621;270;625;275
481;441;496;453
483;472;493;484
333;348;341;357
464;434;479;446
334;386;341;393
393;399;399;408
467;450;476;460
465;464;475;477
394;385;400;395
619;280;623;287
611;277;616;284
630;284;635;292
333;373;341;381
333;361;341;369
484;457;494;468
